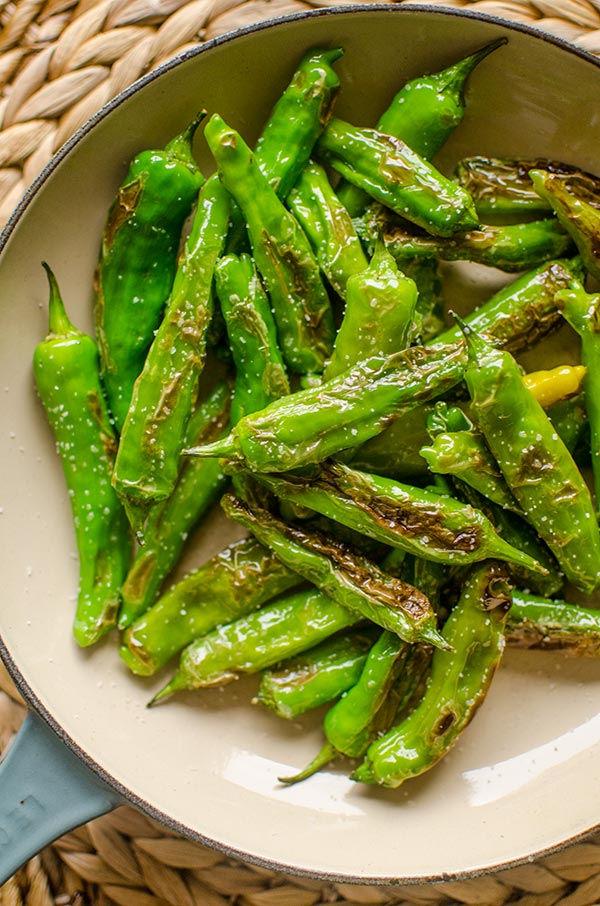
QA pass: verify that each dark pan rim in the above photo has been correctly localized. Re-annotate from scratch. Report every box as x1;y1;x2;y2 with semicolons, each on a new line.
2;2;600;885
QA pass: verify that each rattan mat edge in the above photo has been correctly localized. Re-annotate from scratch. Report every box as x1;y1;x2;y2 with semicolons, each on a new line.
4;0;600;902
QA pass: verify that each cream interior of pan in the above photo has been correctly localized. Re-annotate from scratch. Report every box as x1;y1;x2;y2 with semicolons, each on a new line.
2;7;600;883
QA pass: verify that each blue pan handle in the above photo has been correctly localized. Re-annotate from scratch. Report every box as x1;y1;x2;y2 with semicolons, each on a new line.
0;710;123;884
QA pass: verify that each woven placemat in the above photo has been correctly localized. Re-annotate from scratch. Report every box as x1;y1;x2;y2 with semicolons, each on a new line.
3;0;600;902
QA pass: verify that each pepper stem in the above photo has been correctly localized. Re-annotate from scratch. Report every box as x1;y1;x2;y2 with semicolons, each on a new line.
184;434;239;460
165;110;207;166
147;672;187;707
440;37;507;94
278;742;338;785
42;262;78;338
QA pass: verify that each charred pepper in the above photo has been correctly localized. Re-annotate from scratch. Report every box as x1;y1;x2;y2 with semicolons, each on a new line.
354;561;511;788
186;341;467;472
214;252;290;425
222;491;446;649
255;49;343;198
94;115;204;430
152;587;361;701
120;536;300;675
324;244;418;380
118;381;231;629
316;117;479;237
338;41;504;217
529;169;600;282
356;203;573;273
286;159;368;298
205;114;335;375
257;628;378;719
255;462;545;573
112;174;230;512
462;323;600;593
556;279;600;510
454;156;577;218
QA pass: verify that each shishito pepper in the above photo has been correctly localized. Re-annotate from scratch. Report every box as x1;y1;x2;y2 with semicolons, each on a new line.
421;403;521;514
255;48;343;199
187;341;467;472
112;174;230;512
435;257;583;351
33;265;132;646
354;561;511;788
507;591;600;656
556;279;600;510
152;587;361;702
529;169;600;282
121;536;300;675
257;628;378;719
94;115;205;430
214;253;290;425
255;463;545;573
462;323;600;594
338;41;505;217
286;159;369;299
324;244;419;380
221;491;446;649
356;203;574;273
454;156;576;218
187;254;583;474
316;117;479;237
118;381;232;629
205;114;335;376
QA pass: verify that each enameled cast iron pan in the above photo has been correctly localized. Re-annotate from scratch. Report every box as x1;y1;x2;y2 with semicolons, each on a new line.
2;4;600;885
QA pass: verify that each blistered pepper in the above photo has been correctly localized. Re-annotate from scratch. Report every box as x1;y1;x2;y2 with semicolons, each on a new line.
94;115;204;429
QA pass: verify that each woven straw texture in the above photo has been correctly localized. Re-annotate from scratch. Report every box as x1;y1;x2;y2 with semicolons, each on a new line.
3;0;600;902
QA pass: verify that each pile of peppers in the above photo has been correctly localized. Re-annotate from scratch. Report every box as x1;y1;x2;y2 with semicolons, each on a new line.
33;39;600;791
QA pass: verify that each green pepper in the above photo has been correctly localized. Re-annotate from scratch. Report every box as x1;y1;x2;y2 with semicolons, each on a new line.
225;48;343;249
556;280;600;510
286;159;368;298
421;410;521;514
187;341;467;473
112;174;230;513
337;41;504;217
462;323;600;594
354;561;511;788
254;463;545;573
118;381;231;629
401;258;445;343
257;628;378;719
120;536;301;675
215;253;290;425
205;114;335;376
282;632;426;784
33;265;132;646
507;591;600;656
255;48;343;199
356;203;573;273
221;491;446;649
454;156;576;218
323;244;418;380
316;118;479;237
435;257;583;352
529;169;600;282
94;115;205;430
152;587;361;702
